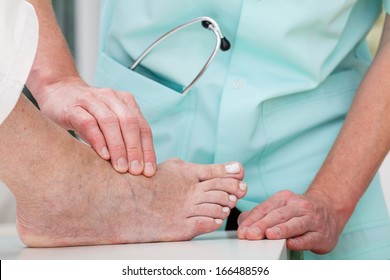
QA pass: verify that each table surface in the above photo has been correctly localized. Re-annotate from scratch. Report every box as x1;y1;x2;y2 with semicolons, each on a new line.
0;223;288;260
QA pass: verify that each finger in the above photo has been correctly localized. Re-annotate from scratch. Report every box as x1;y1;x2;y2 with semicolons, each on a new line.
251;204;302;236
237;198;288;239
100;93;145;175
244;205;309;240
286;232;330;253
194;162;245;182
68;107;110;160
138;120;156;177
123;95;156;177
265;215;313;240
83;100;128;173
117;110;144;175
237;211;250;225
238;196;287;228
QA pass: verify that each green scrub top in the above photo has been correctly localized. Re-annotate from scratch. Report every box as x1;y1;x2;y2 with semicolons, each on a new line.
95;0;390;259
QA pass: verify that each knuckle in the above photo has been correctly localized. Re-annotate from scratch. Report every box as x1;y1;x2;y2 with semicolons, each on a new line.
253;204;269;216
125;94;136;104
274;208;289;222
98;87;116;96
98;112;118;125
87;132;104;145
298;199;313;211
122;114;139;127
126;145;142;156
295;217;308;230
140;122;152;135
278;190;294;198
123;94;138;107
110;143;125;153
76;92;92;105
79;115;96;129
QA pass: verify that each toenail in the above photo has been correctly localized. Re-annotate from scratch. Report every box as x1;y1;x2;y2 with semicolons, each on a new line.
229;195;237;202
222;207;230;213
239;182;247;191
225;162;240;174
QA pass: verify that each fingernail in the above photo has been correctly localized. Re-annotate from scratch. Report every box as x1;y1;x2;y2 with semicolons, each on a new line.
249;226;261;237
116;157;128;172
239;181;247;191
130;160;143;174
225;162;240;174
229;195;237;202
290;238;299;246
222;207;230;213
144;162;155;176
215;219;223;224
101;146;110;159
271;226;281;236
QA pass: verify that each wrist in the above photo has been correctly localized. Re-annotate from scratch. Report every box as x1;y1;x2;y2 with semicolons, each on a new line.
305;184;356;234
27;73;84;106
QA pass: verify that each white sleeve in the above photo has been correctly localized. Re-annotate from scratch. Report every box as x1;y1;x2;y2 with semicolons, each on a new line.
0;0;38;125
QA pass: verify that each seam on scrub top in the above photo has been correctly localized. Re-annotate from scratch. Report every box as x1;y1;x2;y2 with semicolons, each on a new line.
256;71;360;198
256;100;272;199
262;68;361;114
264;82;359;115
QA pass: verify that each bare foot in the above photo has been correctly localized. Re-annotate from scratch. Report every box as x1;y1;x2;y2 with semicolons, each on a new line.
16;155;246;247
0;96;246;247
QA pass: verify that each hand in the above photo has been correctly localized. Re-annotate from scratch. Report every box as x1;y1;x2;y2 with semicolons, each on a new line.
35;77;156;176
237;190;344;254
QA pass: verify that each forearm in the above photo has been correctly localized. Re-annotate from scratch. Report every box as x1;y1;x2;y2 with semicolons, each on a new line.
307;20;390;227
26;0;81;104
0;95;102;198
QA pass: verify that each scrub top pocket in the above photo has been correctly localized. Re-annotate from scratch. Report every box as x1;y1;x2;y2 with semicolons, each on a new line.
95;53;198;162
259;69;362;195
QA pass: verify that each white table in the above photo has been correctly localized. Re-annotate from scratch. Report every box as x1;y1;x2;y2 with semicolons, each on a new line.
0;223;288;260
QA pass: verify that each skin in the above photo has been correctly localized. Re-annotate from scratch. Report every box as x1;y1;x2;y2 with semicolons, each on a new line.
26;0;155;176
26;0;389;254
237;16;390;254
0;95;247;247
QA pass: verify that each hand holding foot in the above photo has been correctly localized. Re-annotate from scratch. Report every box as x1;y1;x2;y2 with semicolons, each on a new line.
1;96;247;247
